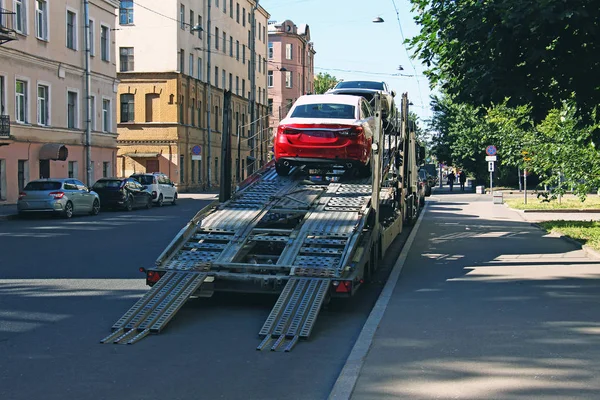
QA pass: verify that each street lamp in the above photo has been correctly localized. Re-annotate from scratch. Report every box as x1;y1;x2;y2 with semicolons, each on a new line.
373;16;384;23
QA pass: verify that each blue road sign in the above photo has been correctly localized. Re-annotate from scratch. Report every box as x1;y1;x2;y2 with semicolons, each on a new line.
192;145;202;155
486;145;497;156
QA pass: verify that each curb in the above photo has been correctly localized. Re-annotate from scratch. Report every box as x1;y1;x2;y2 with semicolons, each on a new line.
530;223;600;260
327;202;427;400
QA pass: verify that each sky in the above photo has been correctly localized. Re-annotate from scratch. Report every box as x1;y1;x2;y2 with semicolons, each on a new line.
259;0;435;123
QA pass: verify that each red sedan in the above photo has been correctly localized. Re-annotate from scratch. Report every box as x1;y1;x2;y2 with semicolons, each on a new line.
274;94;375;176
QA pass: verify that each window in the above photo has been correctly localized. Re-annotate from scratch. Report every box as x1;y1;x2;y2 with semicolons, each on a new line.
263;26;266;43
229;36;233;57
35;0;48;40
37;84;49;126
215;27;219;50
215;66;218;88
242;45;245;64
285;71;292;88
222;69;226;90
197;100;202;127
189;54;193;77
68;161;77;178
268;42;273;59
229;0;233;18
229;73;232;91
223;0;226;13
179;94;184;123
119;47;134;72
180;49;185;73
66;10;77;50
198;15;202;39
235;76;239;95
90;95;96;130
242;7;245;26
258;23;261;40
103;162;110;177
268;99;273;115
242;79;245;99
267;71;273;87
14;0;26;34
119;0;133;25
222;31;226;53
285;43;292;60
145;93;158;122
197;158;202;183
67;90;78;129
236;3;239;23
214;105;219;129
101;25;110;61
189;10;194;34
180;4;185;30
191;159;195;183
214;157;219;183
0;76;5;116
102;98;110;132
15;79;27;123
179;155;185;182
258;55;261;73
236;40;239;60
120;94;134;122
17;160;27;192
215;0;219;8
198;57;203;81
89;19;95;56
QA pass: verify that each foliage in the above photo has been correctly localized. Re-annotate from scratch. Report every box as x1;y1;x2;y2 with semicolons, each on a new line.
505;195;600;210
408;0;600;125
313;73;339;94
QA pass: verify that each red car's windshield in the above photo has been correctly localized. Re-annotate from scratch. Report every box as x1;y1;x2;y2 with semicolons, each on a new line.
291;103;355;119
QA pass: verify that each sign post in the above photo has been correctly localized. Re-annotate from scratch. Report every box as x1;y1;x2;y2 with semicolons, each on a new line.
486;145;497;195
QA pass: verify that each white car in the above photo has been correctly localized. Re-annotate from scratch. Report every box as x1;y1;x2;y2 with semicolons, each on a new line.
130;173;177;206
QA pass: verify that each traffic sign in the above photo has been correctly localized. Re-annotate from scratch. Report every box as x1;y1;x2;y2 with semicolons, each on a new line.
488;161;495;172
192;145;202;155
486;145;497;156
485;156;497;162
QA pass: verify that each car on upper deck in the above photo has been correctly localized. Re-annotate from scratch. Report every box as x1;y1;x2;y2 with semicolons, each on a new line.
326;80;398;134
274;94;375;177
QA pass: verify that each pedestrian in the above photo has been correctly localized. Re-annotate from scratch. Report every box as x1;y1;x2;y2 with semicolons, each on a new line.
447;171;455;191
459;170;466;191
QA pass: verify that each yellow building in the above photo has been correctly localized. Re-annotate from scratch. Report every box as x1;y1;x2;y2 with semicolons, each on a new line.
115;0;270;191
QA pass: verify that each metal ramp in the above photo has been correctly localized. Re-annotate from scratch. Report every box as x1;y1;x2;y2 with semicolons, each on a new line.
257;277;330;352
101;271;208;344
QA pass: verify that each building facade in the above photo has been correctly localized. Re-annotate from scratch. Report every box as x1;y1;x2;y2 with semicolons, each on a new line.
115;0;269;191
267;20;315;134
0;0;119;203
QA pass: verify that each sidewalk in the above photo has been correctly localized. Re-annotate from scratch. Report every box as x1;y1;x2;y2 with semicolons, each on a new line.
331;184;600;399
0;203;18;220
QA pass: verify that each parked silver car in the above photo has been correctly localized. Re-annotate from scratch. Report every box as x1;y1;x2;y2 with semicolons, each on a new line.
17;178;101;218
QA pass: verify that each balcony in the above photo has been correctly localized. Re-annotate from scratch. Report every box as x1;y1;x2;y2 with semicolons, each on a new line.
0;115;10;137
0;8;17;45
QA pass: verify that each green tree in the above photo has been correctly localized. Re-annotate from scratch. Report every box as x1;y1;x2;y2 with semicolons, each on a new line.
408;0;600;124
313;73;339;94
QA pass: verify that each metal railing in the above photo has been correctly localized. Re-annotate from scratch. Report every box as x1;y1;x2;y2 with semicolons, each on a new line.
235;114;272;184
0;8;17;45
0;115;9;137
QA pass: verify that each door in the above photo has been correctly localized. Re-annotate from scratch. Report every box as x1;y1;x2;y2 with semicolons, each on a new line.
63;180;81;211
74;179;94;211
146;160;159;173
129;180;146;206
159;174;174;200
39;160;50;179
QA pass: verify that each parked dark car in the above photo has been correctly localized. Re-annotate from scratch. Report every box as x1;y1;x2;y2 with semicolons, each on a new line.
92;178;152;211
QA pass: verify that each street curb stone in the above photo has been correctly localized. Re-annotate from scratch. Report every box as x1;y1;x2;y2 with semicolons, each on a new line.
530;223;600;260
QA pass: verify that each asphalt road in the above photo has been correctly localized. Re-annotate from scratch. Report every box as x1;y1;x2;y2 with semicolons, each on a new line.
0;197;409;400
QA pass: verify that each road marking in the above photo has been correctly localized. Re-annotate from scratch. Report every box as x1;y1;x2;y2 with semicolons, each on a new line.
328;201;428;400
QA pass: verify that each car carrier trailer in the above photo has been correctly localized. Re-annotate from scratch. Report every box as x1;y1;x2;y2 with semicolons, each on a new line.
101;93;423;351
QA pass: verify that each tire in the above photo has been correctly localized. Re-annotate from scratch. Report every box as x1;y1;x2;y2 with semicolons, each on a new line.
157;194;164;207
63;201;74;219
171;193;177;205
146;197;152;209
90;199;100;215
124;197;133;211
275;162;290;176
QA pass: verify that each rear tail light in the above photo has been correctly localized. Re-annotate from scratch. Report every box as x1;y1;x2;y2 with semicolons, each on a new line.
152;191;157;199
332;280;352;293
48;191;65;199
18;192;26;200
147;271;162;284
338;126;363;136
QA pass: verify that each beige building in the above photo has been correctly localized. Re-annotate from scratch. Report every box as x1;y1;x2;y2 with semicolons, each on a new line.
0;0;119;203
115;0;269;190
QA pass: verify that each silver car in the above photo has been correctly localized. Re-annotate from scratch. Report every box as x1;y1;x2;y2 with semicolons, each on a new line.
17;178;101;218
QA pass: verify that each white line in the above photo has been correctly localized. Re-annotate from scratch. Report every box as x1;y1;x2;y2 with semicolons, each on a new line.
327;201;428;400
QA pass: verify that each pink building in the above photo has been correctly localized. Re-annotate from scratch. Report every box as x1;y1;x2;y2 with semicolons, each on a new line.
267;20;315;136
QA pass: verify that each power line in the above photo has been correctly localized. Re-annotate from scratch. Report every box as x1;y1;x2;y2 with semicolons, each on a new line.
390;0;425;108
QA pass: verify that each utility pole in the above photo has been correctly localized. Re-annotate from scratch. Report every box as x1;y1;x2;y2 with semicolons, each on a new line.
206;0;212;188
220;90;232;202
249;0;259;166
83;0;92;186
